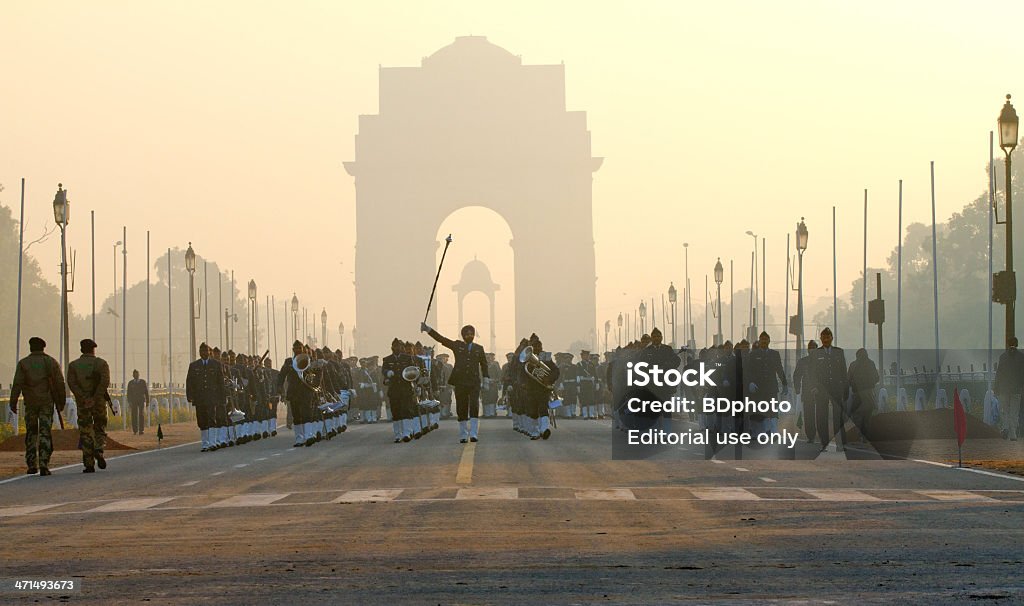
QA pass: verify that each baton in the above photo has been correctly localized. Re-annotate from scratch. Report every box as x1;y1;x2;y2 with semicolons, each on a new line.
423;234;453;323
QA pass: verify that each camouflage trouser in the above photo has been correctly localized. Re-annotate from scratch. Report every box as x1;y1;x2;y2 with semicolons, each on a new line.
24;403;55;470
78;404;108;468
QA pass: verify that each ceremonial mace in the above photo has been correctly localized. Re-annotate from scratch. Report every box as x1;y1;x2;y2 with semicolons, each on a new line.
423;234;453;324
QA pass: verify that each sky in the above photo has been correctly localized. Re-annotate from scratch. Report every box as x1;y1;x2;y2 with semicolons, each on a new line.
2;0;1021;353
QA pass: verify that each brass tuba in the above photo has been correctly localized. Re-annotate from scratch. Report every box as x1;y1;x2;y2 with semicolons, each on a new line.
519;346;556;389
293;353;323;393
402;365;421;382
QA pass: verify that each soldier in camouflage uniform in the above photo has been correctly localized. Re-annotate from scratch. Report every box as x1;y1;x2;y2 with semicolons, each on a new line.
9;337;66;475
68;338;111;473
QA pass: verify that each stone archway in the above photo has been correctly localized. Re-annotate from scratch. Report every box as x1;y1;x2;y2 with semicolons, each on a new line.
452;257;500;353
344;36;601;354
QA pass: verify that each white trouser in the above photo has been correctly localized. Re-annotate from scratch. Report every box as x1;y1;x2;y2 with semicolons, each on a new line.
459;420;469;440
469;418;479;438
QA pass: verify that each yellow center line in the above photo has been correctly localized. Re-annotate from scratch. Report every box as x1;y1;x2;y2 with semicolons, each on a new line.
456;442;476;484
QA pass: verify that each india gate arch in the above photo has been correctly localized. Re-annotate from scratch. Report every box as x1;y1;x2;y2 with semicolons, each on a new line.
344;36;602;354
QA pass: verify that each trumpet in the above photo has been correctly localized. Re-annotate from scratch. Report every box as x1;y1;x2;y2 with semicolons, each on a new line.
519;345;556;389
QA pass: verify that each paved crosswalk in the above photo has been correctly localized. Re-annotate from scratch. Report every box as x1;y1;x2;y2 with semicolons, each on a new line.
1;486;1021;519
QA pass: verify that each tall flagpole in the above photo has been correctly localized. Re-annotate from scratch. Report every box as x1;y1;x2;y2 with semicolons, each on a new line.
91;209;96;340
863;189;868;349
146;231;151;425
203;260;209;344
13;178;26;432
989;132;995;389
832;206;838;339
930;161;941;406
168;249;173;398
896;180;904;406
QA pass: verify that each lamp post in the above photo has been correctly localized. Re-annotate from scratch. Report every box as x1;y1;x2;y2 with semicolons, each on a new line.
52;184;71;376
714;258;724;346
796;218;809;354
291;294;299;346
321;309;328;349
745;230;758;340
603;320;610;354
112;239;121;384
683;243;691;347
997;94;1019;345
639;300;647;336
339;321;345;355
668;282;677;347
616;313;623;347
185;243;197;360
248;280;257;355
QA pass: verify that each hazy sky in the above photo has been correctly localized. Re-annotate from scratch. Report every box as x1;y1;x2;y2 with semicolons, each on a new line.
2;1;1020;352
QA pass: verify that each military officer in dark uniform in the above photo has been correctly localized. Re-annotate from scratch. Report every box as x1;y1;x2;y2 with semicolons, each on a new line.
9;337;66;475
556;353;578;419
792;340;818;443
263;357;280;436
186;342;226;452
576;349;599;419
809;328;849;453
482;353;502;417
422;322;489;443
744;331;787;437
68;338;112;472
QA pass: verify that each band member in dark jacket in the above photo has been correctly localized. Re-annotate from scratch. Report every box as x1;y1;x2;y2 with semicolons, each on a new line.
422;322;489;443
521;333;560;440
995;336;1024;440
792;340;818;443
809;328;849;452
279;340;316;447
744;331;787;436
186;342;226;452
383;338;419;443
847;348;879;442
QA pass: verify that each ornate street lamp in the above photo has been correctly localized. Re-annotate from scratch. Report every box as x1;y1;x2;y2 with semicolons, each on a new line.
291;293;299;346
668;282;678;347
338;321;345;354
53;184;71;374
796;218;809;354
185;243;198;360
714;258;724;346
616;312;623;347
321;308;328;348
639;300;647;336
996;94;1019;345
248;279;257;355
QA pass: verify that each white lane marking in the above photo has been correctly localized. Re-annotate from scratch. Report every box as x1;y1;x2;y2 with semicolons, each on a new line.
211;471;225;476
734;467;749;472
255;457;268;461
208;493;289;508
957;467;1024;483
88;497;177;512
710;459;724;465
918;490;998;502
0;440;202;485
759;477;777;483
334;489;403;503
911;458;952;468
456;487;518;500
803;489;880;502
272;453;282;457
456;443;476;485
575;488;635;500
234;464;248;468
180;481;199;487
0;504;65;517
691;487;761;500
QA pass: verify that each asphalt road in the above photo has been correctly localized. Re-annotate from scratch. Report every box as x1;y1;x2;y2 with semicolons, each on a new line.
1;418;1022;604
